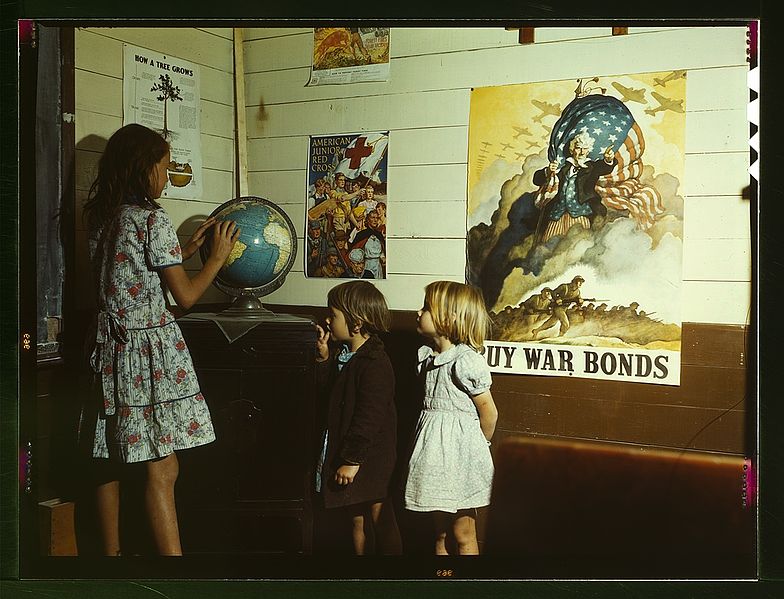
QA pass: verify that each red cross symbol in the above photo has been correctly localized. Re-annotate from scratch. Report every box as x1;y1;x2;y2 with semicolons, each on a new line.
344;137;373;169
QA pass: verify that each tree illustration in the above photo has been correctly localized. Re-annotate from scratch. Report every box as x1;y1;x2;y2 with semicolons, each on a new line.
150;74;183;139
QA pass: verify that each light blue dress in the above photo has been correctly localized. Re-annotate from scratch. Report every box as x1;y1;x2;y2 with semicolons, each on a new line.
404;344;494;513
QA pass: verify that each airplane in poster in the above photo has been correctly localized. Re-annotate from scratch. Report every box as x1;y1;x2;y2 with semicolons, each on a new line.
654;70;687;87
645;91;685;116
532;99;561;122
501;142;514;151
512;126;532;138
525;140;539;149
480;140;492;149
611;81;647;104
514;151;526;160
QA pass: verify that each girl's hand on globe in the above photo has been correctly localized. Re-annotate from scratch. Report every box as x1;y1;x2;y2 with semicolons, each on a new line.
207;220;240;266
182;216;216;261
315;324;330;362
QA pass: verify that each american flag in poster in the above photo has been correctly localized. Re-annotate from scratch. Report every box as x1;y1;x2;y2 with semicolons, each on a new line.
544;94;664;229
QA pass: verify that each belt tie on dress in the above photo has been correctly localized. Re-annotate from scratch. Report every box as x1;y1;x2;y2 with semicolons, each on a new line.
90;299;156;416
89;309;129;416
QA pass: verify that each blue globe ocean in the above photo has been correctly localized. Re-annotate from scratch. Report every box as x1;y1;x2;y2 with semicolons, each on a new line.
200;197;297;297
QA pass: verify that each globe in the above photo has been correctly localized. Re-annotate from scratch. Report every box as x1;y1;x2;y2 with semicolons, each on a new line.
200;196;297;312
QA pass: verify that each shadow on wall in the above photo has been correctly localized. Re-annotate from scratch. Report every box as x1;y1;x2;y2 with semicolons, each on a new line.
177;214;214;270
70;133;110;320
50;133;111;556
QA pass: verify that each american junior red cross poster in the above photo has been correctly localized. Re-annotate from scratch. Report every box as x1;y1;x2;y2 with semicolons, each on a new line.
306;132;389;279
467;72;687;385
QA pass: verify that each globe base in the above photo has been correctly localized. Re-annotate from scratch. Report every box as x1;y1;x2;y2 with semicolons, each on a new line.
221;295;273;317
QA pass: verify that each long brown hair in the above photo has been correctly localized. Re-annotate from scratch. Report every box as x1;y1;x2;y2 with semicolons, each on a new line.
83;124;169;230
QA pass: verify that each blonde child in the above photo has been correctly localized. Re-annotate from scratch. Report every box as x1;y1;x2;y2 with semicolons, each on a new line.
314;281;402;555
404;280;498;555
81;123;240;556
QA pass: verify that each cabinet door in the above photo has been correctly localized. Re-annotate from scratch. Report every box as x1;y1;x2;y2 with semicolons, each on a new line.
176;364;315;502
175;319;317;554
232;367;315;500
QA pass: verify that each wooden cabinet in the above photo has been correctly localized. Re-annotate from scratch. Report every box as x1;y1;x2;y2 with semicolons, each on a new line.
175;312;317;555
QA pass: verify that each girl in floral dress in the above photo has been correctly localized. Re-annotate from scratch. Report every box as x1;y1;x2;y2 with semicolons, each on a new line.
404;281;499;555
82;123;240;556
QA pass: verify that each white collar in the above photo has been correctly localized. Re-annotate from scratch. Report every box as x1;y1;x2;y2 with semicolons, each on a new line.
417;343;474;366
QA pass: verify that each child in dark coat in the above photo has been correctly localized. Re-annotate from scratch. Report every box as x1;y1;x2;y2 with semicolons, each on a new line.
315;281;402;555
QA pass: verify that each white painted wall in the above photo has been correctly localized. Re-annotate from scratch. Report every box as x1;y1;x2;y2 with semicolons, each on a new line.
73;27;236;303
242;26;751;325
73;26;751;325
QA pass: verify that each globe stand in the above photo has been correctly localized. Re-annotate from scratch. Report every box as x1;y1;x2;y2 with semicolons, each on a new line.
221;294;274;317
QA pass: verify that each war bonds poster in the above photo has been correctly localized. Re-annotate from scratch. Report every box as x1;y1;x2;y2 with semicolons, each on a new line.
307;27;391;86
305;132;389;279
467;72;687;385
123;44;203;200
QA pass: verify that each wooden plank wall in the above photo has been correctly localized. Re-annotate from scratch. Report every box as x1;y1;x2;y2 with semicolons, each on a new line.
241;26;752;326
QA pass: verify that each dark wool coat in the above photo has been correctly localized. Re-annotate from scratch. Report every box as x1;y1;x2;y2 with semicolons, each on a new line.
317;335;397;509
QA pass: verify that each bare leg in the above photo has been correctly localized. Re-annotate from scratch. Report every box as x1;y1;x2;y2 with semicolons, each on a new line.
452;509;479;555
369;500;402;555
145;453;182;556
433;511;451;555
350;506;374;555
95;479;121;556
